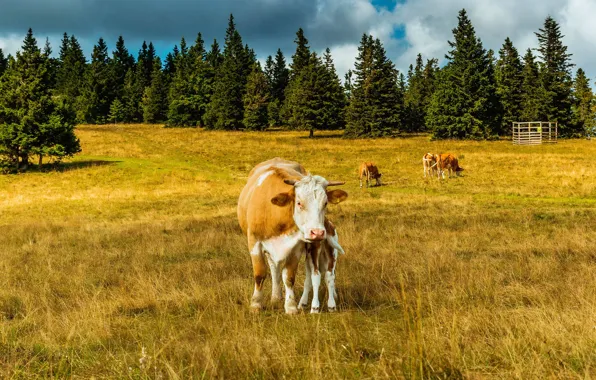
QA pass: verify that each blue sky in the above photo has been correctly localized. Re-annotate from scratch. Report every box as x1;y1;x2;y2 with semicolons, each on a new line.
0;0;594;85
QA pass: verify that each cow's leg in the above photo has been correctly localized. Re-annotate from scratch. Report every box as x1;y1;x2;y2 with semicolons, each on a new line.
282;247;301;314
267;254;282;306
323;249;338;312
308;244;322;313
359;176;363;188
298;251;312;310
249;237;266;311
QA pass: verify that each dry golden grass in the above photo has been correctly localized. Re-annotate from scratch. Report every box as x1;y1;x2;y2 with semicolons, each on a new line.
1;124;596;378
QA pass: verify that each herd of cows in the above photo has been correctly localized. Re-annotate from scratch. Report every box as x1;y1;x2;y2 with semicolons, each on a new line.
236;153;464;314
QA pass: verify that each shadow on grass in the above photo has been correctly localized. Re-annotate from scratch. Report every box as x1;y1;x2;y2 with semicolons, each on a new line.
298;133;344;140
38;160;121;172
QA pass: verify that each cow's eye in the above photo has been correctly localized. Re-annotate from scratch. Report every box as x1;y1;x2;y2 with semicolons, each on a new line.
297;201;302;208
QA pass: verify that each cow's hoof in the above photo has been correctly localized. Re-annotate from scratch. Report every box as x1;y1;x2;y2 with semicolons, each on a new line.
270;297;283;308
285;306;299;315
328;307;336;313
250;303;263;313
310;307;320;314
298;303;309;310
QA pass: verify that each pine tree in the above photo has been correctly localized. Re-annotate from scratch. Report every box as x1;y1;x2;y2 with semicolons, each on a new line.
290;28;310;77
167;34;210;127
535;16;576;136
243;62;270;130
404;54;425;132
122;68;141;122
495;37;523;135
266;49;290;127
319;48;346;133
81;37;113;123
571;68;594;136
345;35;402;137
344;69;353;101
426;9;501;140
520;49;542;122
143;58;168;123
42;38;59;91
111;36;135;101
108;98;126;124
56;33;87;120
0;29;80;171
0;48;7;77
204;14;252;130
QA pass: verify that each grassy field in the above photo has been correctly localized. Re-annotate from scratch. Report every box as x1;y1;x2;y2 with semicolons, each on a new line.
1;124;595;378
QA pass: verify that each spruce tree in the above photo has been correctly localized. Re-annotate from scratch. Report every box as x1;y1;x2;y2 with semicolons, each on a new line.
0;48;7;77
56;33;87;120
520;49;542;122
81;37;113;123
344;70;353;101
495;37;523;135
345;35;402;137
266;49;290;127
426;9;501;140
111;36;135;100
204;14;251;130
108;98;126;124
143;58;168;123
319;48;346;133
0;29;80;171
571;68;594;136
243;62;270;130
42;38;59;91
535;16;576;136
404;54;425;132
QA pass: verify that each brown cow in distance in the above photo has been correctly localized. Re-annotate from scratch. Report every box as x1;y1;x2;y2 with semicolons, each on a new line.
359;162;382;188
436;153;464;178
422;153;439;178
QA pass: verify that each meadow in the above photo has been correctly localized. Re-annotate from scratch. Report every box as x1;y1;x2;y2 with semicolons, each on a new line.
0;124;595;378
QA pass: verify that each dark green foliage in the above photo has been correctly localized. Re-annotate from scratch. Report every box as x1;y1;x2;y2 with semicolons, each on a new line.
0;48;7;76
243;63;270;131
319;48;346;131
143;58;168;124
535;16;576;136
571;68;594;135
495;37;523;135
285;51;345;137
56;33;87;121
404;55;439;133
42;38;59;90
111;36;135;100
345;34;402;138
204;14;253;130
344;69;353;101
290;28;310;77
520;49;542;122
122;68;143;122
265;49;289;126
167;34;211;127
81;37;114;124
108;98;126;124
426;9;501;140
0;29;80;171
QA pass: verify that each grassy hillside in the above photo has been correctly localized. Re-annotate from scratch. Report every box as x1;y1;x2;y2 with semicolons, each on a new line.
1;124;595;378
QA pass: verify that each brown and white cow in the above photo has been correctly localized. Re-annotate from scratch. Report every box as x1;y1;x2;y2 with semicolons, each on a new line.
237;158;348;314
436;153;464;178
359;162;382;188
298;218;344;312
422;153;438;178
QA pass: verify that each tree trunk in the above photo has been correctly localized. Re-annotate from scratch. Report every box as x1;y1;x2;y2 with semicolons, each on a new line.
309;129;314;138
19;153;29;172
38;154;43;167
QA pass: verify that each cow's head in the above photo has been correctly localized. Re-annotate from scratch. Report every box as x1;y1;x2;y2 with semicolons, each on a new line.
271;175;347;242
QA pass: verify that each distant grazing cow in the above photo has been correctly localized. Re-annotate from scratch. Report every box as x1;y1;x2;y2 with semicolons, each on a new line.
298;218;345;312
422;153;438;178
237;158;348;314
436;153;464;178
359;162;382;188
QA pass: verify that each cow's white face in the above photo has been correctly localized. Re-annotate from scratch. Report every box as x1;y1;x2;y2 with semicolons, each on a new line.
271;175;347;242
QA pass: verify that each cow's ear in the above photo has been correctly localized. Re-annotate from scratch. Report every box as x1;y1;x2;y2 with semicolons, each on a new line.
327;189;348;204
271;192;293;207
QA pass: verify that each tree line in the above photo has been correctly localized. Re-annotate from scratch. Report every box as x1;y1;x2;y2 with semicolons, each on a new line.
0;9;594;171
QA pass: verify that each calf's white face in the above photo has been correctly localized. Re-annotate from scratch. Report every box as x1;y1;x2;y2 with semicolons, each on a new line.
271;175;347;242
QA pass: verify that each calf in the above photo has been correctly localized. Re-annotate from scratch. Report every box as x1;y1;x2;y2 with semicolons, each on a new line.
298;218;345;312
422;153;438;178
359;162;382;188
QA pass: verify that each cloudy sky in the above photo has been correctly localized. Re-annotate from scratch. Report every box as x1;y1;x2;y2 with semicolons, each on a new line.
0;0;594;83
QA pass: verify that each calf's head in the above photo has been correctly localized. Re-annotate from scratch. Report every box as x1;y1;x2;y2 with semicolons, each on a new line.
271;175;347;242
